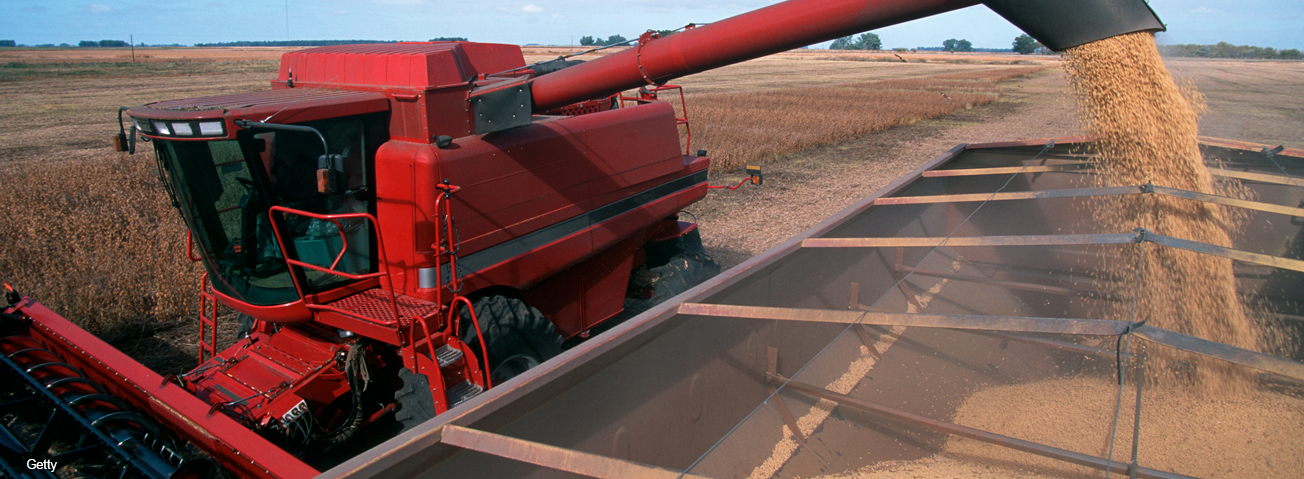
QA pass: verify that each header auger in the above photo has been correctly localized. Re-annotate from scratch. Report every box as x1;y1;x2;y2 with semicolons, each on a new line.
5;0;1163;476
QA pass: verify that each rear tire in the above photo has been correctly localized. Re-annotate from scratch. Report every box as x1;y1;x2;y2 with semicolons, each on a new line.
637;251;720;305
461;295;563;384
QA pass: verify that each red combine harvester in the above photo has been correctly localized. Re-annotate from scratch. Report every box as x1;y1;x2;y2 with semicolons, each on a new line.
1;0;1164;477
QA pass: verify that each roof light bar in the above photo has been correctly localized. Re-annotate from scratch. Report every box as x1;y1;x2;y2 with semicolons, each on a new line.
134;117;227;138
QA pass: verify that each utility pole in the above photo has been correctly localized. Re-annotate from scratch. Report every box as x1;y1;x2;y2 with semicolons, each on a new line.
131;34;135;63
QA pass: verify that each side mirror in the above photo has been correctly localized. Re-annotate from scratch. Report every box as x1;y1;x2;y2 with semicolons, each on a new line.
113;107;136;154
317;153;345;194
113;132;130;152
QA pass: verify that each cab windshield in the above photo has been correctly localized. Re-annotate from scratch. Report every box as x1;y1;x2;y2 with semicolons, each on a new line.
153;117;378;306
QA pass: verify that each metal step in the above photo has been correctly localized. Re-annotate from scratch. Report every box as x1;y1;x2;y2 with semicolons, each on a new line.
446;380;483;408
435;344;464;369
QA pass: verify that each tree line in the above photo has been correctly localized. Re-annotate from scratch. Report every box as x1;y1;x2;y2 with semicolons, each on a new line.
579;35;628;47
76;40;130;47
1158;42;1301;59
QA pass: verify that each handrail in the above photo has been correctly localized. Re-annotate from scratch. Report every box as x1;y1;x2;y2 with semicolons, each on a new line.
431;183;462;299
618;85;691;155
267;206;403;325
186;231;203;262
429;183;491;388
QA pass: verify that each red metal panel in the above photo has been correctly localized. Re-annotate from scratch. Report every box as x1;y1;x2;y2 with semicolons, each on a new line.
579;233;644;330
426;90;476;138
376;140;438;294
345;52;364;85
436;102;683;256
389;53;412;89
526;265;587;338
459;42;527;79
276;42;524;90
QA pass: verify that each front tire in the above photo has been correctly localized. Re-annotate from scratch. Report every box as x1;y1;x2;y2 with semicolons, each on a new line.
393;367;436;431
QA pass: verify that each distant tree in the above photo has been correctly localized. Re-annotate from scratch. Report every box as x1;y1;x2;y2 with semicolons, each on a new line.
0;40;15;47
98;40;128;47
579;36;595;46
857;32;882;50
942;38;958;52
1012;34;1039;54
79;40;98;47
956;39;973;52
653;29;677;38
429;37;467;42
830;32;881;50
604;34;627;46
1282;49;1303;60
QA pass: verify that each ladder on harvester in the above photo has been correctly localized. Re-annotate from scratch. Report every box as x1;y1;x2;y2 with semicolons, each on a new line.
266;181;489;413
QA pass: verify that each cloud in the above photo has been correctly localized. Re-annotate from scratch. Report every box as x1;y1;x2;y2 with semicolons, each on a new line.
522;4;543;13
89;4;113;13
1191;6;1218;14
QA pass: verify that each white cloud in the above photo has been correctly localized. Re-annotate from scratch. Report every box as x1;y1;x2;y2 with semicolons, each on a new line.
1191;6;1218;14
89;4;112;13
522;4;542;13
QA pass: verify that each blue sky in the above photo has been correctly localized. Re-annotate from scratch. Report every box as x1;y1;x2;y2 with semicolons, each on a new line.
4;1;1301;50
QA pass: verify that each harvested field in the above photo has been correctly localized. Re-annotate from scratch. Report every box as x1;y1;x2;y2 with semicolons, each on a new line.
685;65;1048;170
1;47;1302;468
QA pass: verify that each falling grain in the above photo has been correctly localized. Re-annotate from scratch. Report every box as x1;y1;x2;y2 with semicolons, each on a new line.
1061;32;1264;392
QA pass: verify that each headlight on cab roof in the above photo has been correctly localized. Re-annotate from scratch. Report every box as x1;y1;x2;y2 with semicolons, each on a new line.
198;121;224;136
131;116;153;134
152;121;171;136
136;118;227;138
